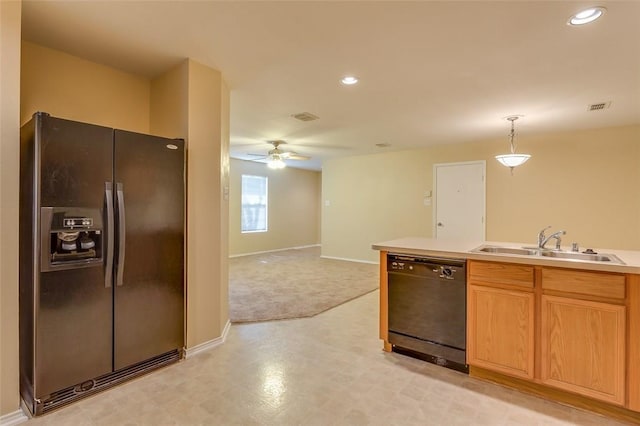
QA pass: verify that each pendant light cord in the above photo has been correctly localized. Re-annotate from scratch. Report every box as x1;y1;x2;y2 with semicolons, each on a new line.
508;117;517;154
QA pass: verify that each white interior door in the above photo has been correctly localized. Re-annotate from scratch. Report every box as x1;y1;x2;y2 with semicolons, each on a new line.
434;161;485;240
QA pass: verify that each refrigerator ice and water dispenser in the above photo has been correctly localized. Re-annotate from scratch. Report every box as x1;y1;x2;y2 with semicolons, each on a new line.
40;207;103;272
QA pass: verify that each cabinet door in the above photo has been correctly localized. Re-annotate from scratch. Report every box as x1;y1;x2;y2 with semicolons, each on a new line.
467;285;535;379
541;295;625;406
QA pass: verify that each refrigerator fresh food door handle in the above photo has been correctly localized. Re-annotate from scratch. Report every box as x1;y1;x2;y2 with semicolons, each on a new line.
116;182;126;286
105;182;114;288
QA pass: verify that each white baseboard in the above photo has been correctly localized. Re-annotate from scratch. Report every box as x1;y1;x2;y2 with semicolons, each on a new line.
320;255;378;265
229;244;320;258
0;408;28;426
184;320;231;358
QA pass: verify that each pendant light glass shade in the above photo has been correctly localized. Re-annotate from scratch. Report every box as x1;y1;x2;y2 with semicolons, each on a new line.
495;116;530;173
495;153;531;167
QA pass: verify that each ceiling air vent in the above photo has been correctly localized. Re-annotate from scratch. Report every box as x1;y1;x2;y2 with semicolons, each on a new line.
588;101;611;111
291;112;319;122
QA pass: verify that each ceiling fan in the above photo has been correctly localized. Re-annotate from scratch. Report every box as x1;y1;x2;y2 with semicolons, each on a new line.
248;140;311;169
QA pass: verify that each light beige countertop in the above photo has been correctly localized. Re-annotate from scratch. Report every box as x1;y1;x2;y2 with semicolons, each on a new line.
372;237;640;274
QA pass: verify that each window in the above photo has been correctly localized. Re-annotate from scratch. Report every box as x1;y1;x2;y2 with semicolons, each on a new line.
241;174;268;233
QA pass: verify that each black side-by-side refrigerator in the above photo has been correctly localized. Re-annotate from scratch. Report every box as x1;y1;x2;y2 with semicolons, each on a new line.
19;112;185;415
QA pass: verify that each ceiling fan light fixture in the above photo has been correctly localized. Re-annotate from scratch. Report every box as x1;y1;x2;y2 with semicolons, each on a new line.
568;7;606;26
495;116;531;174
248;140;308;168
267;155;286;169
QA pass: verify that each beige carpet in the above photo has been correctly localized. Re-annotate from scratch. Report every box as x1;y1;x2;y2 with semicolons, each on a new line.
229;246;379;323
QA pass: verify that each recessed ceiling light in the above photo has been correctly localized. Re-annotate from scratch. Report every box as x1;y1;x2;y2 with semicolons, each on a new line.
341;76;359;85
291;112;319;122
568;7;606;26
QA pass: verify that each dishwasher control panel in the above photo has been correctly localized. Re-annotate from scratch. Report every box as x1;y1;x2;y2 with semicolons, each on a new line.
387;254;465;281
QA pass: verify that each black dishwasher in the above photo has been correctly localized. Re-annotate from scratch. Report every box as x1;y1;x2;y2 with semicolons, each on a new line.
387;253;468;373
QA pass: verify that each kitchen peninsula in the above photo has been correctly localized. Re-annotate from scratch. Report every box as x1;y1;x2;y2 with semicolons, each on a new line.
373;237;640;424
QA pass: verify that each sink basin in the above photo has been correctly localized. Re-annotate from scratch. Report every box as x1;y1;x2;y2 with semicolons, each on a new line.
474;246;539;256
540;251;624;264
471;245;625;265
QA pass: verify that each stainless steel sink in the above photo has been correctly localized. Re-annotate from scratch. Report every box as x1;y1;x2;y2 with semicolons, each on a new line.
474;246;539;256
539;250;624;263
471;245;625;264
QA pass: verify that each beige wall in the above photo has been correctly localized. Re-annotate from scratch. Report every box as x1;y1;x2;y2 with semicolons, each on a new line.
322;150;433;262
1;0;22;417
20;41;150;132
229;159;321;256
183;59;230;347
218;73;230;333
149;58;231;348
150;63;188;139
322;125;640;262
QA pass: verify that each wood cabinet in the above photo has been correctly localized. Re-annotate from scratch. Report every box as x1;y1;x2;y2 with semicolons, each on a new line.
468;261;535;289
540;295;625;406
468;285;534;379
540;268;626;406
467;261;535;379
629;274;640;412
468;260;628;407
541;268;625;299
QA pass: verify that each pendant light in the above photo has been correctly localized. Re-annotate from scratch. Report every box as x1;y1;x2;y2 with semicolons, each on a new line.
495;116;530;174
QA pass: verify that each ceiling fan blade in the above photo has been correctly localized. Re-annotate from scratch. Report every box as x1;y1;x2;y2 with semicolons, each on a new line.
286;154;311;161
279;151;310;161
245;153;269;161
242;143;311;162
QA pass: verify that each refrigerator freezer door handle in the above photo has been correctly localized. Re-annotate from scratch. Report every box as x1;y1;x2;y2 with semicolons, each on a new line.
116;182;126;286
105;183;114;288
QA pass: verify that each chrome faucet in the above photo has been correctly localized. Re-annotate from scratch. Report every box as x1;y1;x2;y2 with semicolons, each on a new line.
538;226;566;250
537;226;552;248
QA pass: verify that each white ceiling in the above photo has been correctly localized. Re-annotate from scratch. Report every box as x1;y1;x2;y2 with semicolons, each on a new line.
21;1;640;171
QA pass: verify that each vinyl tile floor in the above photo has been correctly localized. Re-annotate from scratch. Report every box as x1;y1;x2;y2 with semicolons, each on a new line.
27;290;629;425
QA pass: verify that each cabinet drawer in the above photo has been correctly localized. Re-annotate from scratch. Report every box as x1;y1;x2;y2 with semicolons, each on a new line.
542;268;625;300
469;261;534;289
